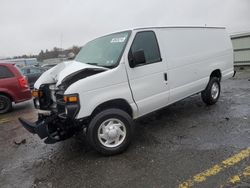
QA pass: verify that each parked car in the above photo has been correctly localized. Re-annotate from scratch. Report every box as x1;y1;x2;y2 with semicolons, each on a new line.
41;63;58;70
20;66;46;88
0;63;32;113
19;26;234;155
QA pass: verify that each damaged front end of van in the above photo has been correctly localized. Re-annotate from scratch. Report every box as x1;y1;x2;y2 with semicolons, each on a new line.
18;30;132;146
19;61;107;144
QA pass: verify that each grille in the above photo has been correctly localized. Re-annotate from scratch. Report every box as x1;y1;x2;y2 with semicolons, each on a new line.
55;90;66;114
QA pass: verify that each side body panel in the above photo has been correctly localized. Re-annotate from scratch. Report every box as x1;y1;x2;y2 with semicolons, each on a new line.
0;78;19;101
156;28;234;104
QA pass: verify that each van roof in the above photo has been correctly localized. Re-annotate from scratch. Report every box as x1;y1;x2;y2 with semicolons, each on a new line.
133;26;226;31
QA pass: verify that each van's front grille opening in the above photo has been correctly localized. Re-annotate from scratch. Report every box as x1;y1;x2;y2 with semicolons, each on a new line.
55;90;66;114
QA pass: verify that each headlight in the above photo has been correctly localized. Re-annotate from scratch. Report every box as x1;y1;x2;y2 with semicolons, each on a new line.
63;94;80;118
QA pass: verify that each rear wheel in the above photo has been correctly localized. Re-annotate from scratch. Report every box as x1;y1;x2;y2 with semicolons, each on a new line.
201;77;220;105
87;108;134;155
0;94;12;114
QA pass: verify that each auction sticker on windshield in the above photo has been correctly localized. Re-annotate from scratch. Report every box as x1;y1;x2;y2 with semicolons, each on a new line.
110;37;126;43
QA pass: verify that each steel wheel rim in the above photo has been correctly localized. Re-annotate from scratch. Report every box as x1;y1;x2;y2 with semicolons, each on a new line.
97;118;126;148
211;82;219;99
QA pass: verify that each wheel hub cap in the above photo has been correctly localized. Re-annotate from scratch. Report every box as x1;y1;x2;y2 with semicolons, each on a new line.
107;126;118;139
211;82;219;99
98;118;126;148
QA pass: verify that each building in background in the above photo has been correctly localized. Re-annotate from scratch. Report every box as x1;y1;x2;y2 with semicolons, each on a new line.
1;58;39;67
231;32;250;65
42;57;67;65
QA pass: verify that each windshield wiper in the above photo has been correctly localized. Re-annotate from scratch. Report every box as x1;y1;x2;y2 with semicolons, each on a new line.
101;65;115;68
85;62;113;69
86;62;99;66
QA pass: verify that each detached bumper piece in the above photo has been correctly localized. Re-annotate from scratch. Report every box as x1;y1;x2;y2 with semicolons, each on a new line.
19;113;79;144
19;118;48;138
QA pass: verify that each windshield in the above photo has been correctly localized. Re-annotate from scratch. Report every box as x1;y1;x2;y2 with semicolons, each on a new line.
75;31;131;68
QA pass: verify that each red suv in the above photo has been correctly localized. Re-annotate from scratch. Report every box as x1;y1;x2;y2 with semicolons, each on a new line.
0;62;32;113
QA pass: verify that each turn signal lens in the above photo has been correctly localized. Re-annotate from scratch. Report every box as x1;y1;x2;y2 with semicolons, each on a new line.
32;90;42;97
63;95;78;103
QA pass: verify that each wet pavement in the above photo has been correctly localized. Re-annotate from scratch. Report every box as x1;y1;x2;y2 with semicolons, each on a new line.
0;67;250;188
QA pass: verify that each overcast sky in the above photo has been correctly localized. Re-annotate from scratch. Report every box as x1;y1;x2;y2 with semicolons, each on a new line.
0;0;250;57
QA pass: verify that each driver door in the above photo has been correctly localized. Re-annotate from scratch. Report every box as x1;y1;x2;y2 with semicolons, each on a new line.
125;31;169;117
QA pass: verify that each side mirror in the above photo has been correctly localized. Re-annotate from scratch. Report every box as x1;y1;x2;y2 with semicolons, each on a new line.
129;50;146;68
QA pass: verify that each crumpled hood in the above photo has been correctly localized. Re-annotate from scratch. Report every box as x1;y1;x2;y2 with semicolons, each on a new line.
34;60;107;89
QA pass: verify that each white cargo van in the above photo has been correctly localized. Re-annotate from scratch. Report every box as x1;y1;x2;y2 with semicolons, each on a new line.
19;26;234;155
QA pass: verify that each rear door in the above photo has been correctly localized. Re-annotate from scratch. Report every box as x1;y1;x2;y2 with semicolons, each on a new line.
125;30;169;117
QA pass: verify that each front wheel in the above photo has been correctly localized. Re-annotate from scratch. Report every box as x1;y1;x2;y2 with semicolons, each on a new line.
201;77;221;105
87;108;134;155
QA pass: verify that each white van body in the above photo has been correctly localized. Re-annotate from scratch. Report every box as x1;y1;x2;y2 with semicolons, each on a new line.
35;26;233;118
21;26;234;155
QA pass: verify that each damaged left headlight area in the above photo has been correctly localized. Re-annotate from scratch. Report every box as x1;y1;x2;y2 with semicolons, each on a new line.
19;83;83;144
32;84;54;110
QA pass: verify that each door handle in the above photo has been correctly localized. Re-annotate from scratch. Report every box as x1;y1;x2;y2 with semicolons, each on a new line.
164;73;168;81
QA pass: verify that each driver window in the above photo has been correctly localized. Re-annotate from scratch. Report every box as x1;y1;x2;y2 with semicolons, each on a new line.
130;31;161;65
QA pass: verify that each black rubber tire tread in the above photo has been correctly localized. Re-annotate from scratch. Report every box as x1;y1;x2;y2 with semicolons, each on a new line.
0;94;12;114
87;108;134;156
201;77;220;105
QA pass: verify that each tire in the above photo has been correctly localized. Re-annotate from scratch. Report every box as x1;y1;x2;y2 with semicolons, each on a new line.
201;77;221;105
87;108;134;155
0;94;12;114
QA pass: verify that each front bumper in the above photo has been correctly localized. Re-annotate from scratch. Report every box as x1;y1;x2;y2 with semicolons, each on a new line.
20;84;82;143
19;113;81;144
19;117;49;139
